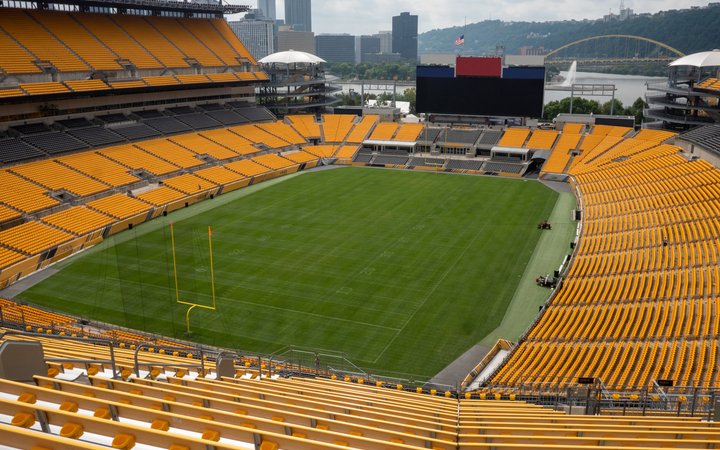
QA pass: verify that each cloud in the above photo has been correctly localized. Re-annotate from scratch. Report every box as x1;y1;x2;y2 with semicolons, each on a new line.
226;0;710;35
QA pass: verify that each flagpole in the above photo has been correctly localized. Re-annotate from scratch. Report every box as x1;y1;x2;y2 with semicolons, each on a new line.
463;16;466;56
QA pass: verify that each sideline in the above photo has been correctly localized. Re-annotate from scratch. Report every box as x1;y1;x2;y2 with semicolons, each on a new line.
478;191;577;346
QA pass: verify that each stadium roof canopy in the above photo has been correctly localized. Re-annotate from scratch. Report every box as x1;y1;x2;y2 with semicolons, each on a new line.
670;49;720;67
259;50;325;65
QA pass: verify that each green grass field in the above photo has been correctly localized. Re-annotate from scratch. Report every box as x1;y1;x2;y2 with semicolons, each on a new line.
19;167;561;376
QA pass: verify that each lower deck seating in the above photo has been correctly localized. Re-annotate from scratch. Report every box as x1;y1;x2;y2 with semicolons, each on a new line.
445;159;484;170
408;157;445;167
482;162;523;174
0;139;45;163
86;194;152;220
373;155;408;165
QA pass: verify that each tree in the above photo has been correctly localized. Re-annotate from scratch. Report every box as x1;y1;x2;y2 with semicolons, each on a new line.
601;99;626;115
542;97;601;121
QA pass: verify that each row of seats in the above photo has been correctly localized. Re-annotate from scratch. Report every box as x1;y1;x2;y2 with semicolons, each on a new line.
539;132;581;174
346;116;379;143
2;330;719;449
524;129;559;150
287;115;322;139
0;72;264;99
0;9;256;74
484;127;720;390
497;128;530;148
40;206;115;236
321;115;355;143
0;221;73;255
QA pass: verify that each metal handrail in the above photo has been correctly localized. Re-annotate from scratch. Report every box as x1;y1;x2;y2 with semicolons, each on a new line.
0;329;118;379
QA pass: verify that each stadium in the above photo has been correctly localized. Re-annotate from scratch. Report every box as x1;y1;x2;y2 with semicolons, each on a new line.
1;0;720;448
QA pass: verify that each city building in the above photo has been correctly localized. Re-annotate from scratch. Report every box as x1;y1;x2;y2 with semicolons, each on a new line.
359;35;381;63
519;46;545;56
619;0;634;20
315;34;355;63
228;11;275;60
257;0;275;19
285;0;311;32
377;30;392;53
277;26;315;54
392;12;418;60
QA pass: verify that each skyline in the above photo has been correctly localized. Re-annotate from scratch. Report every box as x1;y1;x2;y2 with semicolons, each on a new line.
226;0;713;36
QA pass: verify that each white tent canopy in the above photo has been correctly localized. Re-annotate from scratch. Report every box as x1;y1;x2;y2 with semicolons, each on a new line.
259;50;325;65
670;49;720;68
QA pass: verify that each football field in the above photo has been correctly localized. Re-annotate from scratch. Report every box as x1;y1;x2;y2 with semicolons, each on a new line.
19;167;561;376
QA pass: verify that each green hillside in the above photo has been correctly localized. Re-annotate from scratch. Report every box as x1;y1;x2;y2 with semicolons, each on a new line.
419;7;720;56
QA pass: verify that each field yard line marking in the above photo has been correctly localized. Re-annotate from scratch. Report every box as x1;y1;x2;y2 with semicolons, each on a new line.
371;182;520;364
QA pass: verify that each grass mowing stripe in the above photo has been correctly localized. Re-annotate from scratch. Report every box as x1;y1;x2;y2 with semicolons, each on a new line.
19;167;559;375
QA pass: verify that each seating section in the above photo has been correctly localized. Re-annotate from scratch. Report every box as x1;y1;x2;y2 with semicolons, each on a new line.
416;127;441;144
321;115;355;142
257;123;306;145
484;132;720;391
86;194;152;220
524;130;559;149
10;160;109;197
231;125;291;149
193;166;245;185
162;174;216;195
288;115;322;139
591;124;632;137
408;157;445;167
252;153;295;170
134;140;205;169
498;128;531;147
369;123;399;140
41;206;114;235
200;129;258;156
283;151;318;164
0;139;45;164
144;117;193;135
373;155;408;165
58;152;139;187
175;114;222;130
133;186;186;206
224;159;269;177
332;146;359;160
22;132;88;155
0;172;60;213
394;124;424;141
236;107;276;123
483;162;523;174
169;134;239;160
540;132;582;174
697;77;720;91
678;124;720;151
352;153;374;164
303;145;339;158
0;221;73;255
206;110;248;126
346;116;379;143
446;159;484;170
112;125;162;141
476;130;504;146
439;128;483;146
66;127;125;147
99;145;181;176
0;205;21;225
0;9;89;72
0;247;24;269
562;123;584;134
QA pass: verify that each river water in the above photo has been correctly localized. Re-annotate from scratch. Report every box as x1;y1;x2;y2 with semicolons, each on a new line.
544;71;667;108
334;72;667;109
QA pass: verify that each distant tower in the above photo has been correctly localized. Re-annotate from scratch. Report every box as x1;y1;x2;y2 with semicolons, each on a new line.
392;12;418;60
258;0;276;20
285;0;311;32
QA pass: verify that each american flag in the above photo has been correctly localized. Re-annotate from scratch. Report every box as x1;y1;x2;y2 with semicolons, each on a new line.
455;35;465;46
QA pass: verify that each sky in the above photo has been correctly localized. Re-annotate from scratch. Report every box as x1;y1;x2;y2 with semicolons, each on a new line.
225;0;710;35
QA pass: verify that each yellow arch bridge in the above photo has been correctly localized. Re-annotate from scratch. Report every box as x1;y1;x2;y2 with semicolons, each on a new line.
544;35;685;66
